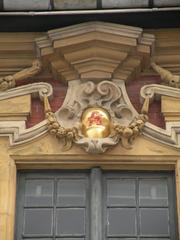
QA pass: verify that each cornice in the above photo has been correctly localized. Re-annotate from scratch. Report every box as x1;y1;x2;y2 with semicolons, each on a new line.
36;21;154;82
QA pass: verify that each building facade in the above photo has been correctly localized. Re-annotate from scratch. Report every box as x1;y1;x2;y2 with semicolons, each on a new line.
0;1;180;240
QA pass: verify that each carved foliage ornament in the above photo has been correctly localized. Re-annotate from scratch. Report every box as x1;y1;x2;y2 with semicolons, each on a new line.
0;57;147;152
44;80;147;154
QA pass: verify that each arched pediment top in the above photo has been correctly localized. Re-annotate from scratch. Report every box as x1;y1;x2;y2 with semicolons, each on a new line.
36;21;155;82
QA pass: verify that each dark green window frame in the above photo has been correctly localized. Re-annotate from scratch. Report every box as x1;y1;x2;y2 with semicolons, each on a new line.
15;169;178;240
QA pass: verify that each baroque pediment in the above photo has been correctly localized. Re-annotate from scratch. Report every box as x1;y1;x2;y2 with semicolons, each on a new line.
0;22;180;153
36;21;154;82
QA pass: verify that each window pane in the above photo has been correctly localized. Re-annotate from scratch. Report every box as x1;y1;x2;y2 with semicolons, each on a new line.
56;239;84;240
56;208;85;236
107;208;136;236
140;238;170;240
109;239;136;240
25;239;52;240
107;179;136;206
139;179;168;206
25;179;54;206
24;209;53;235
57;179;86;206
140;208;169;236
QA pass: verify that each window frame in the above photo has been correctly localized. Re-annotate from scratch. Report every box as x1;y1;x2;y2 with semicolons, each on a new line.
103;171;179;240
15;170;179;240
15;171;90;240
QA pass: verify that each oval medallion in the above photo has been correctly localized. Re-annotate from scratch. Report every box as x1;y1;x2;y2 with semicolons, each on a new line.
81;107;111;138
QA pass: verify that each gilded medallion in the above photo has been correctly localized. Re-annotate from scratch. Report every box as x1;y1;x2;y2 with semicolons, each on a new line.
81;107;111;138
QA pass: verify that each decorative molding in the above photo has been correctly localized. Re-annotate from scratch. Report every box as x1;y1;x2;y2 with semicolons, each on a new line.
43;79;147;154
0;82;53;145
0;82;53;101
36;22;154;82
56;79;137;129
1;24;180;152
1;76;179;151
0;59;42;91
140;83;180;148
1;56;180;151
56;79;138;128
1;29;180;78
140;84;180;102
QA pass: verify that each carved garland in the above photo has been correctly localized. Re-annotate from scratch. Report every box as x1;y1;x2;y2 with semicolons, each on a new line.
44;94;148;153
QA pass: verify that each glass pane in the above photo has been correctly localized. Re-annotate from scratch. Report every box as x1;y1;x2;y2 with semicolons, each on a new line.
24;209;53;235
25;179;54;206
57;179;86;206
107;179;136;206
139;179;168;206
56;239;84;240
140;208;169;236
56;208;85;236
26;239;52;240
140;239;170;240
107;208;136;236
109;239;136;240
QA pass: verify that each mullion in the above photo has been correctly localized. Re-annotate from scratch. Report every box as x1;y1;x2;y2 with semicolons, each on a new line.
53;177;57;240
103;172;108;240
90;168;103;240
136;177;140;239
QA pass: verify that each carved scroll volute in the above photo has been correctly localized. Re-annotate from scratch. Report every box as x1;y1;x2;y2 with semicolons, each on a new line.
43;79;147;154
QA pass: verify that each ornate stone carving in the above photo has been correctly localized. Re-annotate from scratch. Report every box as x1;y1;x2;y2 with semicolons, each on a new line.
56;80;137;128
112;114;148;149
140;83;180;148
44;94;80;151
151;62;180;88
76;114;147;153
45;106;147;154
43;79;147;153
0;59;42;91
36;22;154;82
